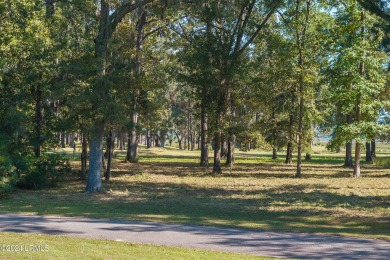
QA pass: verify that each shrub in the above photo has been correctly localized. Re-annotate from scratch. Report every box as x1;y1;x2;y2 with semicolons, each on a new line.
0;154;15;178
374;157;390;169
0;177;16;199
17;154;72;190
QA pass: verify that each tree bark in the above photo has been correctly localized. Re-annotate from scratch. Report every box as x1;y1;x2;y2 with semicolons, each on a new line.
85;123;104;192
61;132;66;148
272;147;278;160
127;120;138;161
213;131;222;174
365;142;372;162
70;133;75;148
32;86;43;158
191;130;195;151
146;128;151;148
105;130;113;181
226;135;235;167
221;134;227;159
295;0;311;178
187;109;191;151
127;4;146;162
353;11;365;177
120;133;124;151
345;118;353;166
200;107;209;166
285;141;293;164
272;126;277;159
155;131;161;147
80;132;88;180
285;112;294;164
354;142;361;177
160;132;166;148
85;0;109;192
371;138;376;158
102;151;106;174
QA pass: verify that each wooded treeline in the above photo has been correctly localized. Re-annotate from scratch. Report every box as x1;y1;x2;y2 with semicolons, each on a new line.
0;0;389;192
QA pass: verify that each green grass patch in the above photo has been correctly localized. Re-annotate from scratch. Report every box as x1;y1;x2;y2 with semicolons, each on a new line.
0;232;266;259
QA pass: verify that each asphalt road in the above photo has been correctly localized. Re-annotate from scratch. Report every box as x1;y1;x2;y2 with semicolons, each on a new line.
0;213;389;259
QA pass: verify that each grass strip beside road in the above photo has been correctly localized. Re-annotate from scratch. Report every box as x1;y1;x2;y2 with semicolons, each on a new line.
0;232;268;260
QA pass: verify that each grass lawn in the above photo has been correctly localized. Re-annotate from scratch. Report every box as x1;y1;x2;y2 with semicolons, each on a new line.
0;232;266;259
1;146;390;240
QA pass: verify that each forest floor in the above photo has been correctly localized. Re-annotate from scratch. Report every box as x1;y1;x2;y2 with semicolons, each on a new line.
1;145;390;241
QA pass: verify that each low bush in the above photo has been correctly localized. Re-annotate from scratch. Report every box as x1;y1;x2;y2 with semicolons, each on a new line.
374;157;390;169
17;154;72;190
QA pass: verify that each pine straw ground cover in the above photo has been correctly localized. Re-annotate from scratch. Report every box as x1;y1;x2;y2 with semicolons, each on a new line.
1;147;390;240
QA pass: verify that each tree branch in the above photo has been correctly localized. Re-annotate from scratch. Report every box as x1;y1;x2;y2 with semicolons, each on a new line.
233;0;256;54
109;0;155;38
357;0;390;21
234;0;283;59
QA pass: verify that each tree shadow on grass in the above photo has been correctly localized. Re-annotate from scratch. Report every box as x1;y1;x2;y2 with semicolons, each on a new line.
107;160;385;179
2;179;390;240
106;180;390;212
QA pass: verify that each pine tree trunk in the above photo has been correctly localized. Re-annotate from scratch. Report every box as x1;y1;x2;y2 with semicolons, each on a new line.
371;139;376;158
160;133;166;148
285;141;293;164
213;131;222;174
187;110;192;151
105;130;113;181
200;100;209;166
85;0;109;192
285;112;294;164
226;135;235;167
127;118;138;162
85;123;104;192
353;142;361;177
345;115;353;166
70;133;75;148
272;126;277;159
127;4;145;162
155;131;160;147
353;11;365;177
345;142;354;167
221;134;227;159
120;134;124;151
80;132;88;180
365;142;372;162
146;128;151;148
190;130;195;151
102;151;106;174
295;0;311;178
61;132;66;148
272;147;278;160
